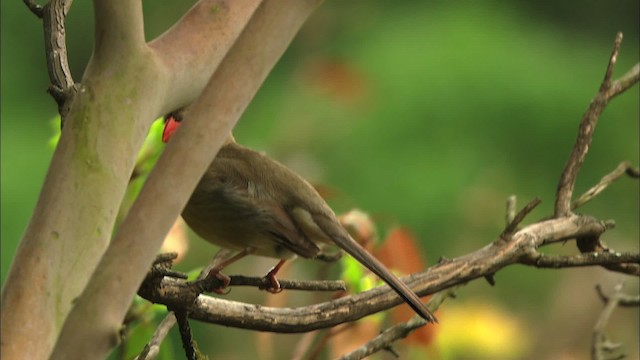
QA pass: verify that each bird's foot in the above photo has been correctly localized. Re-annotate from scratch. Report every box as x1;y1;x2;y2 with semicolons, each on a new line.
262;259;287;293
263;270;283;294
204;269;232;294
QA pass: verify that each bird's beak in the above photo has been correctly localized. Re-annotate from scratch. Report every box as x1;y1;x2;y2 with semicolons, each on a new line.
162;116;181;143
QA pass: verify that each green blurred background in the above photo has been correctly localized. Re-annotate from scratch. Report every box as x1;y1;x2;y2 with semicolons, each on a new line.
2;1;638;359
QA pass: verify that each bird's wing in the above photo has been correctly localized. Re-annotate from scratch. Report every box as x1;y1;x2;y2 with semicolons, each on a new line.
210;162;322;258
264;202;322;258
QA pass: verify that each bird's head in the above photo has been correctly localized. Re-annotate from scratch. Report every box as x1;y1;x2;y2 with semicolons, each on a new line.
162;113;182;143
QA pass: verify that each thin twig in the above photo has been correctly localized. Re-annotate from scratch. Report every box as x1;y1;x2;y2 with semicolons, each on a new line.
573;161;640;210
595;285;640;307
226;275;347;291
625;166;640;178
523;250;640;269
23;0;44;17
23;0;77;120
338;288;457;360
501;197;541;238
607;62;640;98
133;314;176;360
290;329;325;360
174;309;197;360
555;33;638;217
601;263;640;276
592;283;629;360
140;274;348;306
41;0;78;122
599;33;623;93
505;195;517;226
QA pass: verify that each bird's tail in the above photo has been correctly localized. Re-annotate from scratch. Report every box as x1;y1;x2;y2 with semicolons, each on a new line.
314;214;437;323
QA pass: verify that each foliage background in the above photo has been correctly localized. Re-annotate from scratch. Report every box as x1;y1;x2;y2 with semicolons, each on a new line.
2;1;638;359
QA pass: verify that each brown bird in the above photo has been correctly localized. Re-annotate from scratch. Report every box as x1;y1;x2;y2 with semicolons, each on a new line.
162;114;436;322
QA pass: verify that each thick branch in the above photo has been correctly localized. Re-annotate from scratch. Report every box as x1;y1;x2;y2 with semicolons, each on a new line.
149;1;264;114
50;1;324;359
137;214;627;333
1;37;166;360
92;0;145;60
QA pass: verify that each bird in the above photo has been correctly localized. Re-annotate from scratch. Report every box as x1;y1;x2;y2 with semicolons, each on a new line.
162;113;437;323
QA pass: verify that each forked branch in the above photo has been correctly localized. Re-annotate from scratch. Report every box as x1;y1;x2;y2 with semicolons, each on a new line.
133;32;639;360
555;32;640;217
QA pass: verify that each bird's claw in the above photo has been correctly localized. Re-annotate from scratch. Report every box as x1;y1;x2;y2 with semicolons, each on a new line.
205;269;232;294
263;271;283;294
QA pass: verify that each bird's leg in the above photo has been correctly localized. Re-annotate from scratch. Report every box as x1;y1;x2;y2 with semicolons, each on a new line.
203;248;253;294
263;259;288;294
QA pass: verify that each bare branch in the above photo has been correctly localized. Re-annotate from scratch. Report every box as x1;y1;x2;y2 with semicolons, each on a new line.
43;0;75;90
132;214;613;334
522;251;640;269
133;314;176;360
339;288;457;360
626;166;640;178
135;250;234;360
555;33;639;217
573;161;640;210
174;309;197;360
601;263;640;277
607;63;640;98
592;283;631;360
505;195;517;225
226;275;347;292
25;0;79;122
501;197;541;237
599;32;623;93
596;285;640;307
23;0;44;18
139;275;347;307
